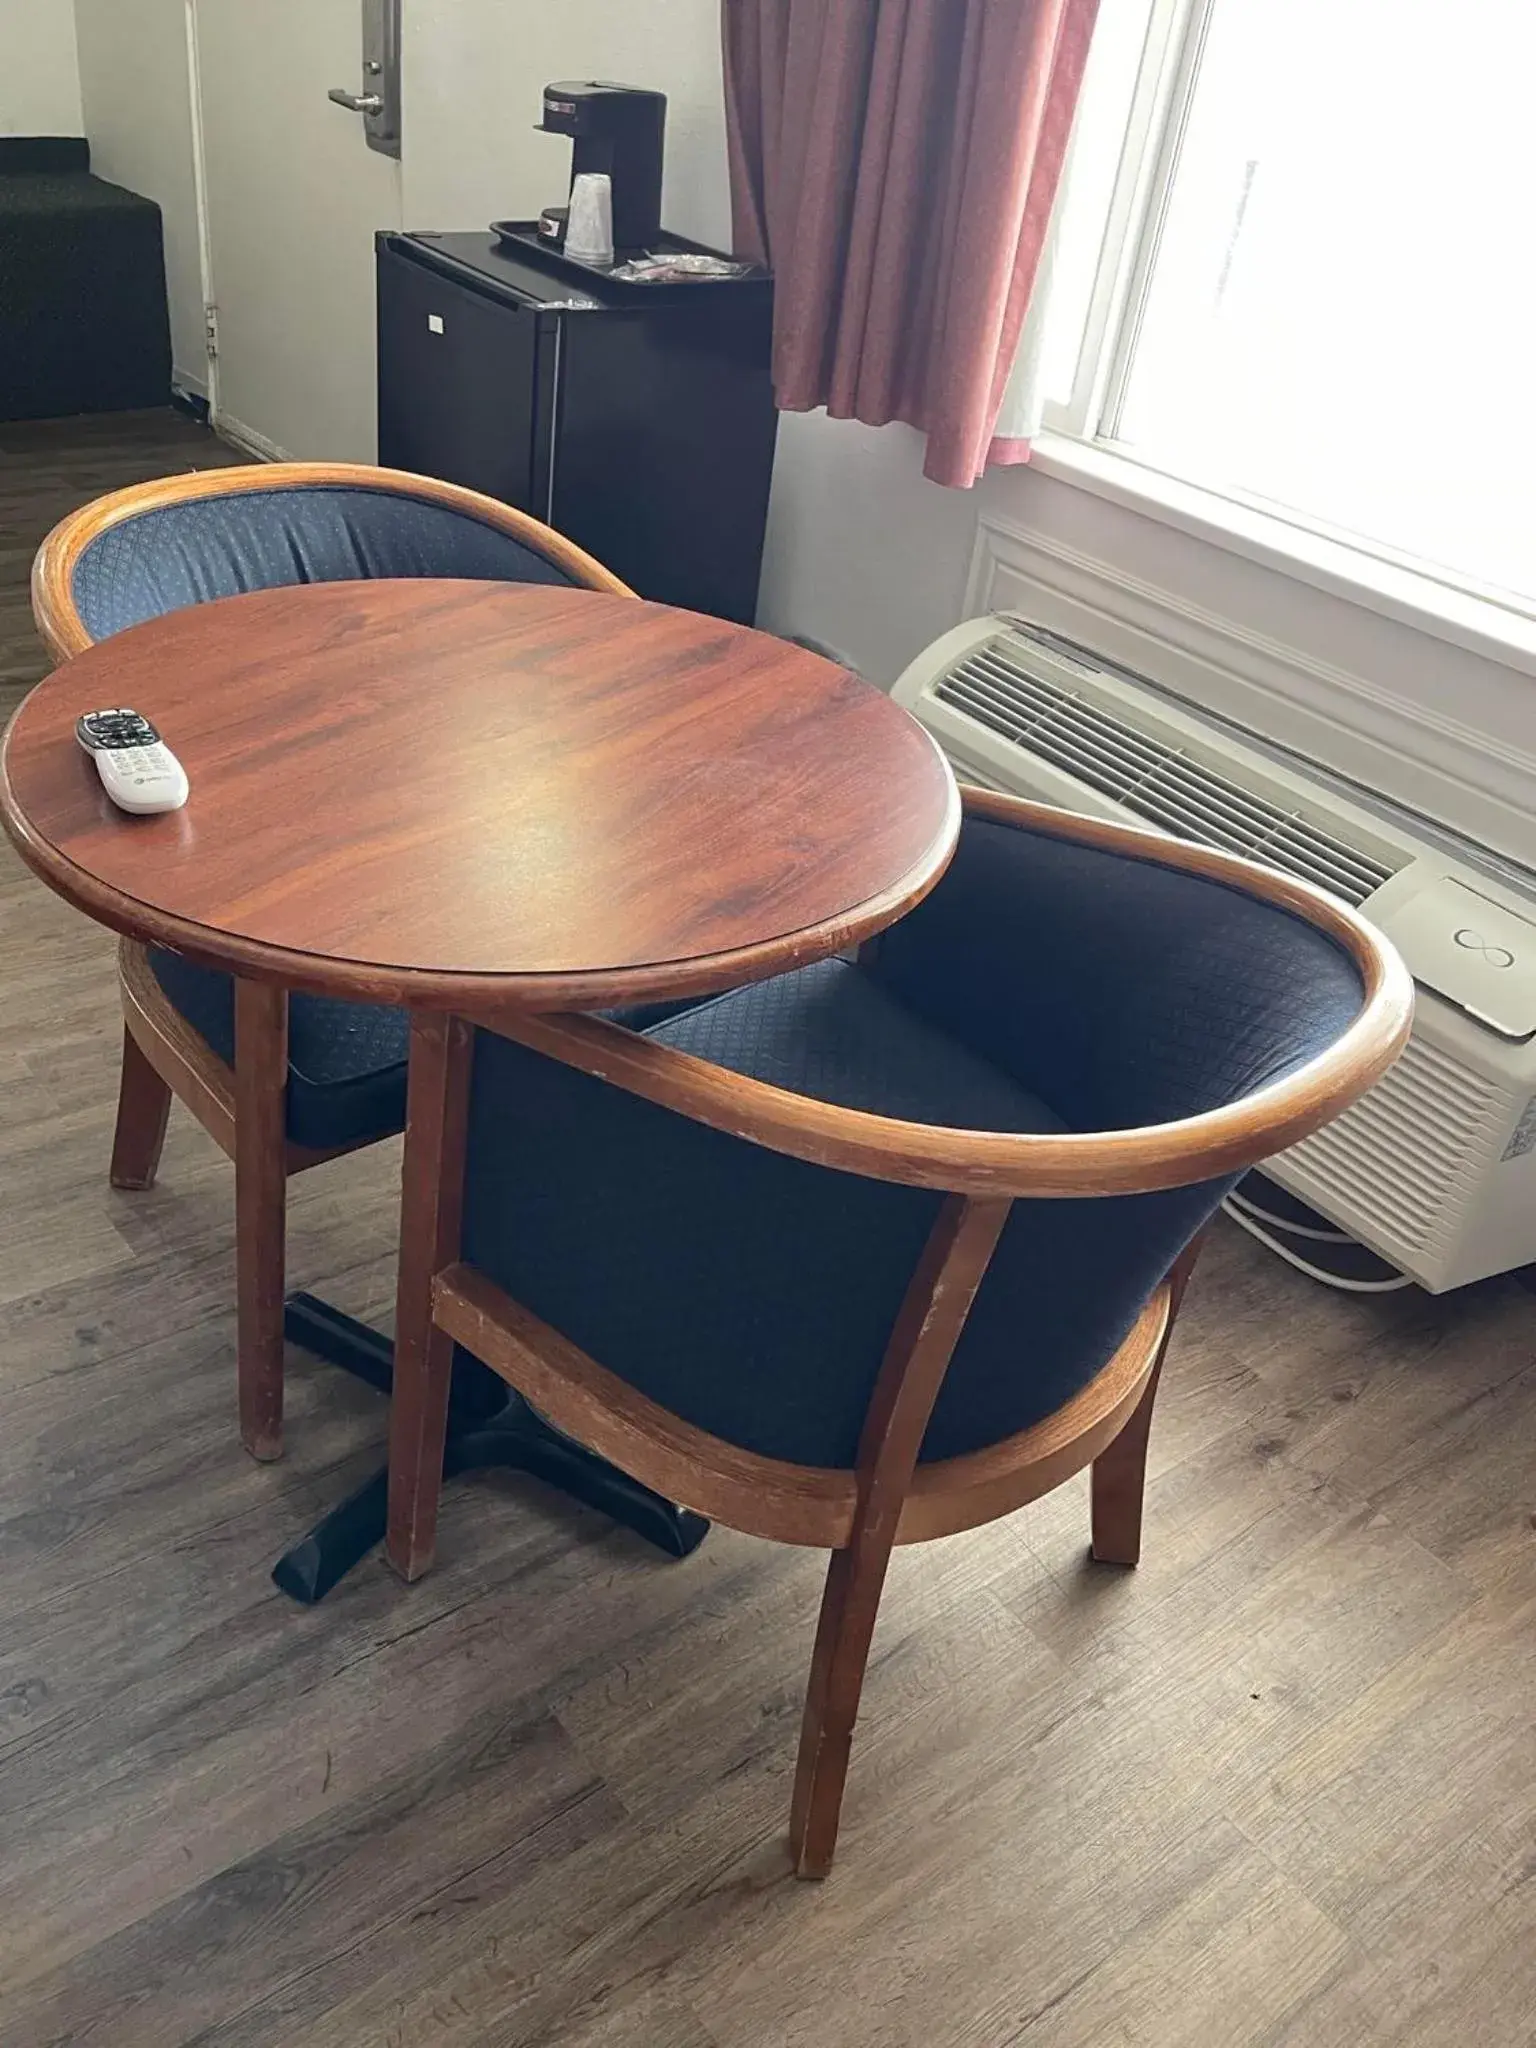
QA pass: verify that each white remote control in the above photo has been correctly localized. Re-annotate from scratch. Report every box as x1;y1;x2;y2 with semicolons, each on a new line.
76;708;189;815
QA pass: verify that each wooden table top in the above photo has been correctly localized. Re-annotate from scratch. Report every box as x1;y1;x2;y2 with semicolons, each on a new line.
1;580;959;1010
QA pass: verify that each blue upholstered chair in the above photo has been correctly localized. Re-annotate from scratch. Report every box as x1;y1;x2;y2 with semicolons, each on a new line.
383;788;1410;1878
32;461;634;1460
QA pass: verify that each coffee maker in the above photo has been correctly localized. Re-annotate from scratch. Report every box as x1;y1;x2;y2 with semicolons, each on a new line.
535;81;667;256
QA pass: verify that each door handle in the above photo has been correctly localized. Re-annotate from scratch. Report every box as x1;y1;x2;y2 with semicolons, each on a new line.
333;0;400;159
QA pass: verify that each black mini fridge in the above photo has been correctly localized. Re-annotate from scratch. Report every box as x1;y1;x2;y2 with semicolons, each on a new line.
376;230;778;624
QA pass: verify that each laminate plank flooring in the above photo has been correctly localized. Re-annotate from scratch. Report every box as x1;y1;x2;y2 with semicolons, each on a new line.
1;414;1533;2046
0;406;248;717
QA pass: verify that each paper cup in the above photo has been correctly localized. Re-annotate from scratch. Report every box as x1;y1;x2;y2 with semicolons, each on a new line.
564;172;615;265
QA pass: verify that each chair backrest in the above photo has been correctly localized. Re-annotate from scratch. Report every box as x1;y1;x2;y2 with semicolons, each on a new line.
32;461;634;661
497;787;1412;1202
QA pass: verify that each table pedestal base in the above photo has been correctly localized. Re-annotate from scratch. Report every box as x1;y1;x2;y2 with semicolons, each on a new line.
271;1293;711;1605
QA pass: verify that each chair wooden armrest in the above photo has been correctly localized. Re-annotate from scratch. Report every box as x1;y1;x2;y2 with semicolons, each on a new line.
32;459;636;663
471;790;1412;1199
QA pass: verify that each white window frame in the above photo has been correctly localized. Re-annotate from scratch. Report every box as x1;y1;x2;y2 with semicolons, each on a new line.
1031;0;1536;675
1043;0;1210;448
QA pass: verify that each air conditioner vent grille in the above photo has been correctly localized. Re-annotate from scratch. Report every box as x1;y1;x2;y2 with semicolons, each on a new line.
934;634;1402;907
1277;1037;1506;1255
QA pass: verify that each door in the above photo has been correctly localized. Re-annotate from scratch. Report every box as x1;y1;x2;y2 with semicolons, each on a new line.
194;0;402;461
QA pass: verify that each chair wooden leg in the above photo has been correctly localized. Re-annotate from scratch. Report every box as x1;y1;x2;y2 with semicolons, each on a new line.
1089;1361;1164;1567
1090;1234;1205;1567
388;1319;458;1584
234;978;289;1463
387;1013;474;1583
789;1536;897;1880
109;1026;172;1190
789;1194;1014;1879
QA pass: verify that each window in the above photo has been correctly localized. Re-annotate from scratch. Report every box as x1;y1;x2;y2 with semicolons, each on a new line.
1042;0;1536;616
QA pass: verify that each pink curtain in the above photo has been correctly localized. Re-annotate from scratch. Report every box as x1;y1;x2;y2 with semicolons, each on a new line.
722;0;1100;487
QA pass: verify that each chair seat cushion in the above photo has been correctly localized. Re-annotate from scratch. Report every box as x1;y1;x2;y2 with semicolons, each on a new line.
462;959;1229;1470
148;950;409;1152
146;954;714;1156
654;958;1068;1128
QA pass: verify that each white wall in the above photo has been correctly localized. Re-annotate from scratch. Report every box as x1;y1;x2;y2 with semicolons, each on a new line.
72;0;207;394
0;0;83;134
399;0;931;665
50;0;1497;864
759;416;1536;863
402;0;729;246
756;412;980;675
397;1;1535;866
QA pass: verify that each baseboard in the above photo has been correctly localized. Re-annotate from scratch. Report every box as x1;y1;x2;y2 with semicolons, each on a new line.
783;630;862;675
170;385;210;425
212;412;294;465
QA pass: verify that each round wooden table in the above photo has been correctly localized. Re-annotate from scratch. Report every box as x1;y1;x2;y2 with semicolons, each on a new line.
2;579;958;1009
2;579;959;1598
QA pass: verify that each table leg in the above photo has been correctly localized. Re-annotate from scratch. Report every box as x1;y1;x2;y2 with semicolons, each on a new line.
270;1293;710;1605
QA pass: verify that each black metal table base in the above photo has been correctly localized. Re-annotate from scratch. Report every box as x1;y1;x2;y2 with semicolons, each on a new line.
272;1293;710;1605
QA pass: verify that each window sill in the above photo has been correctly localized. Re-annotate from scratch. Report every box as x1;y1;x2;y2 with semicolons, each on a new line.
1024;434;1536;680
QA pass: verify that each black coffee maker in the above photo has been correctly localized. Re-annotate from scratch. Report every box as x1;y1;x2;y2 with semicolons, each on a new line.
536;81;667;256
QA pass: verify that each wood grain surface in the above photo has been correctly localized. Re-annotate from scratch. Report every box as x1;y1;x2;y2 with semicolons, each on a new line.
0;580;958;1011
788;1193;1012;1875
425;1260;1173;1555
232;978;288;1462
0;407;249;718
8;744;1534;2045
387;1012;475;1583
4;419;1531;2047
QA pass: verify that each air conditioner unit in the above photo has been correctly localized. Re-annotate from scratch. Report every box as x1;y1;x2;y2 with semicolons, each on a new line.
893;615;1536;1292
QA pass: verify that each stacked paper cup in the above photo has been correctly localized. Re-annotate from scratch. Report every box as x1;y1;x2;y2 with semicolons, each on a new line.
564;173;615;266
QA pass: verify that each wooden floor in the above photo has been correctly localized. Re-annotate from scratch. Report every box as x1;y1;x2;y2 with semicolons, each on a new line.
1;413;1533;2048
0;406;248;717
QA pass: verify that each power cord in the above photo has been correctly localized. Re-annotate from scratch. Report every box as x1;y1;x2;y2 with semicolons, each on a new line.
1225;1186;1355;1243
1220;1193;1416;1292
